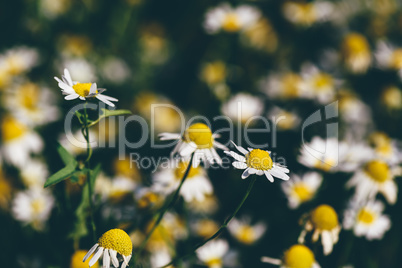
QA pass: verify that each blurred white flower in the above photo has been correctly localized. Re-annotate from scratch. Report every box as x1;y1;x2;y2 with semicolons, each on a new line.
281;172;323;209
267;106;301;131
283;1;334;26
375;41;402;79
20;159;48;188
343;199;391;240
95;174;137;203
341;33;371;74
346;160;400;204
101;57;130;84
12;188;54;231
4;82;60;126
260;72;304;100
196;239;229;268
228;217;266;245
39;0;70;19
152;159;213;202
221;92;264;125
60;58;97;82
1;116;43;168
204;3;261;34
0;46;39;76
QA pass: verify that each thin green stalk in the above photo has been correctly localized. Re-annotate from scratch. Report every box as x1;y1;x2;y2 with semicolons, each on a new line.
82;102;96;242
160;176;257;268
134;153;195;264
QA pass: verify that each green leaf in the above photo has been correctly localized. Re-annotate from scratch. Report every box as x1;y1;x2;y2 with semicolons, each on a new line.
101;108;132;117
56;143;77;166
44;164;77;187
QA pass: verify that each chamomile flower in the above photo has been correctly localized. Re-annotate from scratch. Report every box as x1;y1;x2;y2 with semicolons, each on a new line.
299;63;338;104
12;188;54;231
380;86;402;110
1;116;43;167
39;0;70;19
196;239;229;268
343;200;391;240
4;81;60;126
159;123;228;167
221;92;264;125
267;106;301;131
54;68;118;107
369;132;402;165
152;159;213;202
282;1;334;27
83;229;133;268
341;33;371;73
20;159;48;188
225;141;289;182
204;3;261;34
299;205;341;255
187;194;219;215
95;174;137;203
228;217;267;245
337;140;374;172
241;18;278;53
281;172;323;209
0;46;39;76
261;244;320;268
346;160;400;204
375;41;402;78
192;219;220;238
298;137;343;172
260;72;304;100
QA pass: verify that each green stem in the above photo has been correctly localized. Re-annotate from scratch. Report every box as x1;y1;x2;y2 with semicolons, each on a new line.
161;176;257;268
82;102;96;242
134;153;195;264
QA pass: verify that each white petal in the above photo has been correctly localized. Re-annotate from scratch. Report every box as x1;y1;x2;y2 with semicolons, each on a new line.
64;68;73;86
96;95;115;107
264;171;274;182
83;243;99;262
242;168;251;179
159;133;181;141
65;94;79;100
224;151;246;162
103;249;110;268
233;161;248;169
89;247;104;267
109;250;119;267
231;141;249;155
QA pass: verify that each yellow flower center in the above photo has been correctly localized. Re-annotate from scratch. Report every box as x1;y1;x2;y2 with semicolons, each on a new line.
310;204;338;230
381;86;402;109
98;229;133;257
313;159;335;172
343;33;370;55
364;160;390;183
70;250;99;268
313;73;333;91
1;117;27;141
292;184;312;202
19;83;40;110
222;13;241;32
283;244;315;268
201;61;226;85
174;161;201;179
246;149;273;170
183;123;214;149
298;4;316;25
206;258;222;267
390;49;402;69
137;192;160;209
236;225;256;244
31;199;45;214
72;83;92;97
357;208;375;225
197;219;219;238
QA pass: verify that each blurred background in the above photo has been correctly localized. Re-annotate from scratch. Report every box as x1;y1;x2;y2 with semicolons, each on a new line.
1;0;402;267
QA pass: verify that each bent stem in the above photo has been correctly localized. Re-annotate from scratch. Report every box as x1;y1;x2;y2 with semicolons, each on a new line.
161;176;257;268
134;153;195;264
81;102;96;242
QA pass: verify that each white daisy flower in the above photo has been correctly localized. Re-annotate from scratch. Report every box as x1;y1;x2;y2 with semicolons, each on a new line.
299;63;338;104
95;174;137;202
196;239;229;268
11;188;54;231
283;1;334;26
369;132;402;166
152;159;213;202
346;160;400;204
83;229;132;268
298;204;341;256
0;46;39;76
267;106;301;131
375;41;402;78
260;72;304;100
261;244;320;268
281;172;323;209
228;217;267;245
1;116;43;168
54;68;118;107
204;3;261;34
341;33;371;74
221;92;264;125
298;137;343;173
343;199;391;240
225;141;289;182
159;123;228;167
337;140;374;172
20;159;48;188
3;81;60;127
